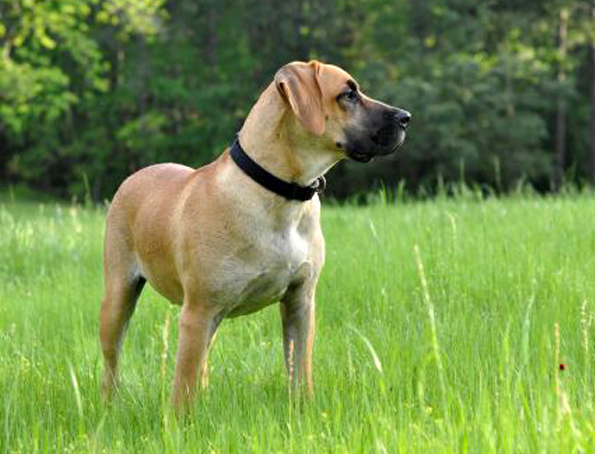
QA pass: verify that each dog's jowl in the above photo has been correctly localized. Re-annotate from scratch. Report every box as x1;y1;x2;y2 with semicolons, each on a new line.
99;60;410;411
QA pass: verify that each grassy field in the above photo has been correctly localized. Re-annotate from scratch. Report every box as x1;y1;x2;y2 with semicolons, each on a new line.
1;191;595;453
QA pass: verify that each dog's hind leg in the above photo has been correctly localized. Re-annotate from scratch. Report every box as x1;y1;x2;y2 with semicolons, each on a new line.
99;262;145;400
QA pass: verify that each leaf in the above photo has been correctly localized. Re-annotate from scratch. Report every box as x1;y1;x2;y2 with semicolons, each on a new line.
39;34;56;50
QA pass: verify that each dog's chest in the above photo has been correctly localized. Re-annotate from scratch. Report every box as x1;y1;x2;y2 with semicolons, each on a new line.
221;226;312;317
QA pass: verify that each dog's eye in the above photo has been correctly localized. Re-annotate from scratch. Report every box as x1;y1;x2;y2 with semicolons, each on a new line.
346;89;359;102
338;89;359;104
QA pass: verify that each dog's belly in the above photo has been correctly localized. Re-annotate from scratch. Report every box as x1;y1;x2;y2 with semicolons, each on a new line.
225;266;293;317
140;263;184;305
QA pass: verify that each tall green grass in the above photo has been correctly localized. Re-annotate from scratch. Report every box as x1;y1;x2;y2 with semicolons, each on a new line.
1;193;595;452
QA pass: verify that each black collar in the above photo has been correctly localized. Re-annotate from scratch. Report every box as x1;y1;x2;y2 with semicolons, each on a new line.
229;139;325;202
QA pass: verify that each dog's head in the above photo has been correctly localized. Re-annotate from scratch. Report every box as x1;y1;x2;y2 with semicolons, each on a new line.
275;61;410;162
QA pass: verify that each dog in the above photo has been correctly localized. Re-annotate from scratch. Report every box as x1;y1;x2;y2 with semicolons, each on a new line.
99;60;410;411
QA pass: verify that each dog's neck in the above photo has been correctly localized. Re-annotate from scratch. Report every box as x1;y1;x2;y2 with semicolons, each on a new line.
238;84;341;187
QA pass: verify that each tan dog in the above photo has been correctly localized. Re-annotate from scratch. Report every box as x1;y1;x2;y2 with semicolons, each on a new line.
100;60;410;410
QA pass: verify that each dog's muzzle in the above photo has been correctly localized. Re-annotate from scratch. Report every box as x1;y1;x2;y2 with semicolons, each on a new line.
371;108;410;147
347;107;411;162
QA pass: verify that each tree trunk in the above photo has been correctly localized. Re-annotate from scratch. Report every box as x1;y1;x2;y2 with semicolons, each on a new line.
205;1;218;67
554;8;568;190
589;5;595;184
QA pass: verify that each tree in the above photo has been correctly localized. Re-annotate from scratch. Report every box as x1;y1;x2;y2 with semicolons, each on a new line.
2;0;595;199
554;7;568;189
589;2;595;183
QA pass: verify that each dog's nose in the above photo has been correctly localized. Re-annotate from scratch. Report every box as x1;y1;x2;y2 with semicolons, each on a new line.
394;109;411;128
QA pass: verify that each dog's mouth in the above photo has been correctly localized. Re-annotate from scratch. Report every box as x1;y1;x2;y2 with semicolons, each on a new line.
372;125;406;155
371;124;399;147
346;127;405;163
348;150;374;163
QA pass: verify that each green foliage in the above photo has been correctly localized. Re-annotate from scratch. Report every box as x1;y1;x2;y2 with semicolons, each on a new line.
0;0;593;199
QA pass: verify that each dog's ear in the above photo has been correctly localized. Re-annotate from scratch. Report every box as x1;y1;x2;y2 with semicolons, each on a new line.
275;61;325;136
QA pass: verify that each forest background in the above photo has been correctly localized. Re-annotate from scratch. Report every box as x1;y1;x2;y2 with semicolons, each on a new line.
1;0;594;200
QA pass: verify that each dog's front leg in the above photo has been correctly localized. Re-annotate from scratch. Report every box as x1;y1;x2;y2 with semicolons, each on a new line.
171;301;218;412
280;286;315;396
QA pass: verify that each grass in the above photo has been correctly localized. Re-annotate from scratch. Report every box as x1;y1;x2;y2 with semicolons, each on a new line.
1;191;595;452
